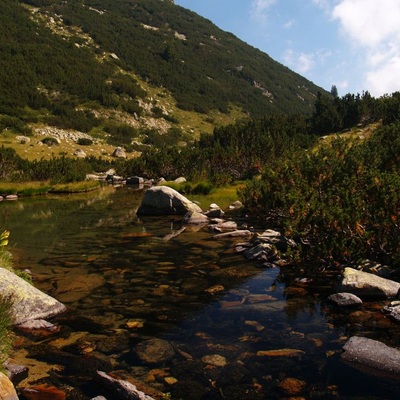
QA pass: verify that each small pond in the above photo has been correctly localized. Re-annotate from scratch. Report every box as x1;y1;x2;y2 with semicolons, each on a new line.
2;185;400;399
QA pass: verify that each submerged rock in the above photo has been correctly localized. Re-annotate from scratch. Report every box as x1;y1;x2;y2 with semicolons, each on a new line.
341;336;400;379
96;371;155;400
339;267;400;298
134;338;175;364
0;267;66;326
137;186;202;215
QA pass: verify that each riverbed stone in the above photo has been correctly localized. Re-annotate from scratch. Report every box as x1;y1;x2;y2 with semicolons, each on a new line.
0;371;19;400
383;302;400;323
341;336;400;378
279;377;306;395
328;292;363;307
339;267;400;298
0;267;66;326
201;354;227;367
96;371;155;400
183;211;209;225
137;186;202;215
213;230;252;239
134;338;175;364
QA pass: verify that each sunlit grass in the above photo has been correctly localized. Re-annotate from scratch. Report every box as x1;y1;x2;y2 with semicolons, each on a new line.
0;180;100;195
164;181;244;210
50;180;100;193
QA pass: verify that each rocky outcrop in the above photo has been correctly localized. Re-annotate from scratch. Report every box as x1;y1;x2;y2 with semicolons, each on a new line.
112;147;127;158
339;267;400;298
342;336;400;379
0;372;19;400
0;267;66;326
136;186;202;215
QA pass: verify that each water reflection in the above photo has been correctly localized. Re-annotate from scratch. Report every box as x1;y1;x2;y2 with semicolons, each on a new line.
2;186;400;399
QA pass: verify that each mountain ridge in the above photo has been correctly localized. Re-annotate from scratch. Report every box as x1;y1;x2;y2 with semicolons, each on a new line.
0;0;327;159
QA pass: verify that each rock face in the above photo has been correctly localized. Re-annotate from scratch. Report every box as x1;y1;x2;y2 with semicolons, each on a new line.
339;267;400;298
0;267;66;325
0;371;19;400
136;186;202;215
342;336;400;378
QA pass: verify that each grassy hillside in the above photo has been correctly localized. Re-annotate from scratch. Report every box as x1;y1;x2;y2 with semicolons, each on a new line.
0;0;327;160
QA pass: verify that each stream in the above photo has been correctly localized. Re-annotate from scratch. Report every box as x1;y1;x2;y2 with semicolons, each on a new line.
2;185;400;399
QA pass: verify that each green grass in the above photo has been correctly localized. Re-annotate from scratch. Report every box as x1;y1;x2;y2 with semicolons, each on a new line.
50;180;100;193
0;180;100;196
164;181;244;210
0;295;12;370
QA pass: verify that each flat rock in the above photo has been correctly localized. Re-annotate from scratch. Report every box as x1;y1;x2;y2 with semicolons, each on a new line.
342;336;400;379
328;292;363;307
213;230;253;239
339;267;400;298
96;371;155;400
137;186;202;215
0;267;66;326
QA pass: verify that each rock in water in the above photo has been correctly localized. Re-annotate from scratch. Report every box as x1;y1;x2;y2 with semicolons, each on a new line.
96;371;155;400
342;336;400;378
0;267;66;325
339;267;400;298
136;186;202;215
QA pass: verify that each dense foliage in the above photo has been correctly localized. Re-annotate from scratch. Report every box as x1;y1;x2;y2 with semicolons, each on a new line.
240;92;400;268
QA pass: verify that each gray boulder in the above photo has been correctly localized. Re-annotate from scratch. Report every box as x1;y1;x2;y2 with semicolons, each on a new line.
342;336;400;379
339;267;400;298
328;292;363;307
137;186;202;215
0;267;66;325
112;147;126;158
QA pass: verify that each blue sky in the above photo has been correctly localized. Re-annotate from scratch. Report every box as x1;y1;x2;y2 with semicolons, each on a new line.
175;0;400;97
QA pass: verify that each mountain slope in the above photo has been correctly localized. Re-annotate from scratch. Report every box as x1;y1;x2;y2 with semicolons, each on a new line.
0;0;327;158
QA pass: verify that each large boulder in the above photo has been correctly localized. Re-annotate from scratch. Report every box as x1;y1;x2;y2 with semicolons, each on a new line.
136;186;202;215
338;267;400;299
0;372;18;400
342;336;400;379
0;267;66;325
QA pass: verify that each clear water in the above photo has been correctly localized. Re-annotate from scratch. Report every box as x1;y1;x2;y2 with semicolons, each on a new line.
2;185;400;399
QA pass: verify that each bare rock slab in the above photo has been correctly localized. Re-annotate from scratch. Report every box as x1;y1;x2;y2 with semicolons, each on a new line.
137;186;202;215
0;267;66;326
339;267;400;299
342;336;400;379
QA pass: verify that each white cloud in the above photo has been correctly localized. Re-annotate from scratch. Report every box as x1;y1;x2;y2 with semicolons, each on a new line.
283;49;315;74
332;0;400;47
250;0;276;22
283;19;295;29
331;0;400;95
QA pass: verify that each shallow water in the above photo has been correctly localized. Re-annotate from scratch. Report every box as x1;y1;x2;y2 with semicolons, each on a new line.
2;185;400;399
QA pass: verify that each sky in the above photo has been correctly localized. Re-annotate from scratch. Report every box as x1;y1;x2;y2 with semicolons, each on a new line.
174;0;400;97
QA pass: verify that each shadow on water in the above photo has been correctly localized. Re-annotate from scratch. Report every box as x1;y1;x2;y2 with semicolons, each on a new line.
3;186;400;399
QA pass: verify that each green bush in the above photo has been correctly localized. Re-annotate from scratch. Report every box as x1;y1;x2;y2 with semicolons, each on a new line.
239;123;400;267
41;137;59;146
77;138;93;146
